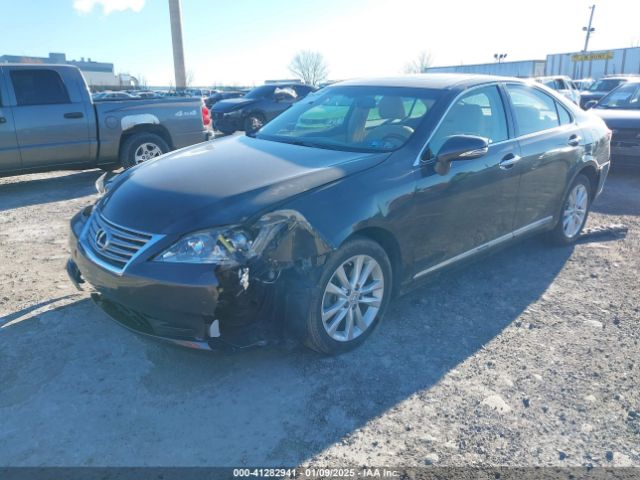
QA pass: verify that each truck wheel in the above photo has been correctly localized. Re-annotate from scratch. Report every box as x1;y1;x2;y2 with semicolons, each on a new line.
217;128;236;136
120;133;169;169
244;114;265;135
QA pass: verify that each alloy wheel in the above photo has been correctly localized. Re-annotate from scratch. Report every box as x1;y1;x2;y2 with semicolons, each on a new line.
562;183;588;238
321;255;384;342
134;143;163;164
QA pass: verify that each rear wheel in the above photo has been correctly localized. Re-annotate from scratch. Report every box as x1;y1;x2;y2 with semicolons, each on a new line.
120;133;169;169
292;237;392;355
548;174;591;245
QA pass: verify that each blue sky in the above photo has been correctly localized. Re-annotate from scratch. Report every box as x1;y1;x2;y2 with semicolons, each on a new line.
3;0;640;86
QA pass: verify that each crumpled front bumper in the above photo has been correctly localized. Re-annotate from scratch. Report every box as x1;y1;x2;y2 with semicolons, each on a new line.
67;210;278;351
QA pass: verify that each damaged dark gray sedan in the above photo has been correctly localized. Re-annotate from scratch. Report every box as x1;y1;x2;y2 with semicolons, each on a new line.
67;75;611;354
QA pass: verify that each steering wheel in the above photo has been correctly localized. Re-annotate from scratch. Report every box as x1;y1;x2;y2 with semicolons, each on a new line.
365;124;414;148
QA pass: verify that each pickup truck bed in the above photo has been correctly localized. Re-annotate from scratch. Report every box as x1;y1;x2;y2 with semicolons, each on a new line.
0;64;212;176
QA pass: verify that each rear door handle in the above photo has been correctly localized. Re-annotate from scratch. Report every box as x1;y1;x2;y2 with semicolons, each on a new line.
64;112;84;119
568;134;581;147
0;116;6;124
499;153;521;169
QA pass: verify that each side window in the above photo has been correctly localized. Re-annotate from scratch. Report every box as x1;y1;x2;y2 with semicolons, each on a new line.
428;85;508;155
556;102;572;125
10;69;70;106
506;84;560;136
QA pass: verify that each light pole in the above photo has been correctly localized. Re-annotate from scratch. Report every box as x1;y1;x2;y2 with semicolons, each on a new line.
494;53;507;64
168;0;186;90
582;4;596;52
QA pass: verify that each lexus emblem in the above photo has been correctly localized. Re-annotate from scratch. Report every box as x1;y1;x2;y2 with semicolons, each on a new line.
94;229;111;251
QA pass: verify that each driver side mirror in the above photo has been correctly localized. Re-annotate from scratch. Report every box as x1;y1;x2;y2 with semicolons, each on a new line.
584;100;598;110
424;135;489;175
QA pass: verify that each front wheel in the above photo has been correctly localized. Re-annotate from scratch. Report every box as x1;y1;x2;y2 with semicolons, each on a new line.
243;113;265;135
548;174;591;245
292;237;393;355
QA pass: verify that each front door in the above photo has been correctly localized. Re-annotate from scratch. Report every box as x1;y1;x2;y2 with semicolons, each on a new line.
8;67;91;170
0;70;21;173
410;84;522;276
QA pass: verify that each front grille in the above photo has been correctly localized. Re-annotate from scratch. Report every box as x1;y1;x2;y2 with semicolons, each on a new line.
85;212;154;271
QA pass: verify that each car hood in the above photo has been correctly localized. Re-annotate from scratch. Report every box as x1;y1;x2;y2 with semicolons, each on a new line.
99;135;388;234
212;97;256;112
591;108;640;129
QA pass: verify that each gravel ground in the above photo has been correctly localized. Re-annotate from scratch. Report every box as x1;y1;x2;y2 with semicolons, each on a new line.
0;166;638;468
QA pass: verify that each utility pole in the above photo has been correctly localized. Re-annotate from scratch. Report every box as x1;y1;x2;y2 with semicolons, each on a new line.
168;0;186;90
582;4;596;52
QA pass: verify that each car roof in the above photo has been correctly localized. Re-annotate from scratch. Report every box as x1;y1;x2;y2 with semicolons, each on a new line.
536;75;571;80
333;74;523;90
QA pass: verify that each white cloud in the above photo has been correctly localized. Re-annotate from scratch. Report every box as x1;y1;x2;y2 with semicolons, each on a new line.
73;0;145;15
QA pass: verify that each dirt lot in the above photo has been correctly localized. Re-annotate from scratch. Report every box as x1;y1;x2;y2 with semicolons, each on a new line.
0;166;639;468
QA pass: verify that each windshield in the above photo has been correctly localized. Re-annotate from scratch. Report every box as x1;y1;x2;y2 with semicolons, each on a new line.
589;79;624;92
244;85;275;99
256;86;442;153
596;82;640;109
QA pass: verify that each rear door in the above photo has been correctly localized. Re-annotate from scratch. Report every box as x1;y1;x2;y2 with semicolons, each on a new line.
504;83;583;229
0;67;22;172
7;67;92;170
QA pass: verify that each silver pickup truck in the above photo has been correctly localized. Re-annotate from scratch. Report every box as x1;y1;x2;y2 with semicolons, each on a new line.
0;64;213;177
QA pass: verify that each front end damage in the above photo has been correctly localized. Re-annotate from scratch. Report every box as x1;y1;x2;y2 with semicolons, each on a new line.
67;207;333;351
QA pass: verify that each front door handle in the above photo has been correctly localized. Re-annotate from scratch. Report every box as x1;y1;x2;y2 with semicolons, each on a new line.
568;134;582;147
64;112;84;119
499;153;521;169
0;116;6;124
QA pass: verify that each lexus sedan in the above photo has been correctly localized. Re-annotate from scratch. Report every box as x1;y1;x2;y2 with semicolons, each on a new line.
67;75;611;355
587;79;640;167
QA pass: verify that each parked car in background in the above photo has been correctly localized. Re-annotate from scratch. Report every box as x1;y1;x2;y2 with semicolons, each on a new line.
579;76;637;109
96;91;140;101
67;74;610;355
212;83;317;135
536;75;580;104
588;79;640;168
0;64;213;176
575;78;594;91
204;91;245;110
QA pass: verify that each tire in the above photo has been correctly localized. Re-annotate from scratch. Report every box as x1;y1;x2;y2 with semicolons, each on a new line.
290;237;393;355
548;174;591;245
217;128;236;136
243;113;265;135
119;133;170;169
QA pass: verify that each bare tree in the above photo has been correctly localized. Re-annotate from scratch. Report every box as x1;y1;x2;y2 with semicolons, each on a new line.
404;50;433;74
288;50;328;86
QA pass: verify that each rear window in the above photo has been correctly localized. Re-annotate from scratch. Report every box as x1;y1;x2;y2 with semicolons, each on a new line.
11;69;70;106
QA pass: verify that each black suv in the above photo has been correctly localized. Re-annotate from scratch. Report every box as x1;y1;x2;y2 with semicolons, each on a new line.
212;83;316;135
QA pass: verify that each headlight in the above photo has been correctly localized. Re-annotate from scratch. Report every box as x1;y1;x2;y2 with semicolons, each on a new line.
156;227;252;266
155;211;294;266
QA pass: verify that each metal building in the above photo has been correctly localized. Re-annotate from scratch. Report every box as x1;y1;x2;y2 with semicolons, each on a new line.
425;60;546;78
545;47;640;79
